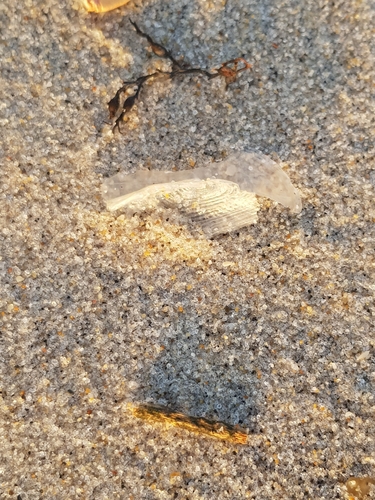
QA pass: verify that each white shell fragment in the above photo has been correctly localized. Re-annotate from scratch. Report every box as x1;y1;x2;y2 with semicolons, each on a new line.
102;151;302;236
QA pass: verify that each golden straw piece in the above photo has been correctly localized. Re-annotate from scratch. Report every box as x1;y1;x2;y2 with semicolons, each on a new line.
130;403;248;444
81;0;131;13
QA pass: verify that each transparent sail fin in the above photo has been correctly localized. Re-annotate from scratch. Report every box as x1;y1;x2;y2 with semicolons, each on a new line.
102;151;301;235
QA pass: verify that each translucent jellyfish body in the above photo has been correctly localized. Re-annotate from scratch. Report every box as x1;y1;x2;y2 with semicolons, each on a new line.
102;152;302;236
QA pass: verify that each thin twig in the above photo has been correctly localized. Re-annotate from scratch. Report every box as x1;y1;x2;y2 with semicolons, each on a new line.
131;403;248;444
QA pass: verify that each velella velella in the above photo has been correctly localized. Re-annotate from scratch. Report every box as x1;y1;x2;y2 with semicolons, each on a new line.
102;151;302;236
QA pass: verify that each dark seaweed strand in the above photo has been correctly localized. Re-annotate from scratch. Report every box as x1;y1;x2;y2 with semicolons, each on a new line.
109;20;251;133
130;19;183;70
111;73;158;133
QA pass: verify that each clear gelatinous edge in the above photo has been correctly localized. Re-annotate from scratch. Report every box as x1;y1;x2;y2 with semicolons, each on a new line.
102;151;302;214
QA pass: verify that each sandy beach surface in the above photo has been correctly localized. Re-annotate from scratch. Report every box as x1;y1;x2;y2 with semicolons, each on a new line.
1;0;375;498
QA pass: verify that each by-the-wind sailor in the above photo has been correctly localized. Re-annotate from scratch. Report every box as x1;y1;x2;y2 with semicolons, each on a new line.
102;151;302;236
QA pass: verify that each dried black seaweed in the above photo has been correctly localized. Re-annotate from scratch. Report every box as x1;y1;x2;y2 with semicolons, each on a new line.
108;20;251;133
